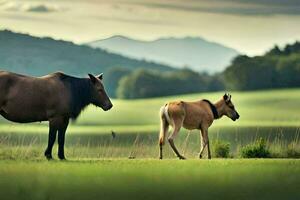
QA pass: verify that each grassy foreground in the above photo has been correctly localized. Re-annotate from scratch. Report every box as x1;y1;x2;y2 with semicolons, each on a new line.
0;159;299;200
0;89;300;200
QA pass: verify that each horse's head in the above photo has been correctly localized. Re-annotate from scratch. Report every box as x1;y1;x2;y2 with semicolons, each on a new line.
221;93;240;121
88;73;113;111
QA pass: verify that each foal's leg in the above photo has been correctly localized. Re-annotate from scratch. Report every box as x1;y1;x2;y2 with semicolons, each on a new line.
199;130;206;159
57;117;69;160
168;122;185;160
199;128;210;159
159;143;163;160
44;122;58;160
159;117;169;160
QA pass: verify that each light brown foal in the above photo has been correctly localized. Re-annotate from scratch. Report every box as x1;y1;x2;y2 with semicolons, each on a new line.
159;93;239;160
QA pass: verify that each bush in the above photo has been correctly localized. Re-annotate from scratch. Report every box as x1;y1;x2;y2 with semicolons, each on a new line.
286;142;300;158
240;138;271;158
213;140;230;158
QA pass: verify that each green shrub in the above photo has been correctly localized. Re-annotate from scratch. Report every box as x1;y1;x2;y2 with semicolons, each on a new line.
286;142;300;158
213;140;230;158
240;138;271;158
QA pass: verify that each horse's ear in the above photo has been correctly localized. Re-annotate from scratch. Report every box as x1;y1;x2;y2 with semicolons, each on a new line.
88;74;97;84
97;73;103;80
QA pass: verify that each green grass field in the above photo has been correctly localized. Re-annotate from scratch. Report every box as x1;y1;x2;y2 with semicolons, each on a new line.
0;159;299;200
1;88;300;158
1;89;300;199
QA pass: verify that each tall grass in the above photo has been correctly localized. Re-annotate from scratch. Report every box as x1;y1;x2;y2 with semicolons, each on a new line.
1;127;299;160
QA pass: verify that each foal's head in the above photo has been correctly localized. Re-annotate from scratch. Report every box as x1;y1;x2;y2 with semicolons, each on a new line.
220;93;240;121
88;73;113;111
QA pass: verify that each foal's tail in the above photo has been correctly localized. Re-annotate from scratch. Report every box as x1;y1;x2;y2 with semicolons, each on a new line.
159;104;170;145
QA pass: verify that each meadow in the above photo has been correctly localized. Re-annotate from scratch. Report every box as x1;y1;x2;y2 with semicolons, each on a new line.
0;159;299;200
0;89;300;200
1;88;300;159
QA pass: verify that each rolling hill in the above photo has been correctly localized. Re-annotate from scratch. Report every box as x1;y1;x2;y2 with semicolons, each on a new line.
0;30;173;77
87;36;239;73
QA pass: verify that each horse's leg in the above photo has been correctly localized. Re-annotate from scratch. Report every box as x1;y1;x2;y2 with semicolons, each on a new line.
44;121;58;160
168;121;185;160
57;117;69;160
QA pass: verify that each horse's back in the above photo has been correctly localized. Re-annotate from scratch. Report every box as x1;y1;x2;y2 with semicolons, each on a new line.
0;71;21;96
0;71;70;123
41;71;66;80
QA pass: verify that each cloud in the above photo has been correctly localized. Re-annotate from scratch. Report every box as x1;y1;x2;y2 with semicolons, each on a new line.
227;0;300;6
25;5;60;13
129;0;300;16
1;1;63;13
93;15;176;26
0;0;7;5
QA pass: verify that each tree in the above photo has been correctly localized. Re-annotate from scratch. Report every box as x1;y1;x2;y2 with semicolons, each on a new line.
116;68;217;99
103;67;131;97
223;42;300;91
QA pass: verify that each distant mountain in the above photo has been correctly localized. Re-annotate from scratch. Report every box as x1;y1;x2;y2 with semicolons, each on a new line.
87;36;239;73
0;30;173;77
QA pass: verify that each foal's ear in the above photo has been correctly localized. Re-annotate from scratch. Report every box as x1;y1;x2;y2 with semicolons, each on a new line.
88;74;97;84
97;73;103;80
223;93;231;102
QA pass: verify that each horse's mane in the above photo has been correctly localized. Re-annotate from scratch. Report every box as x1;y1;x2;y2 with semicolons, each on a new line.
59;74;93;119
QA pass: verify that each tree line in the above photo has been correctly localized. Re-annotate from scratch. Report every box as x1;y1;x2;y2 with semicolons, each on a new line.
224;42;300;90
106;41;300;99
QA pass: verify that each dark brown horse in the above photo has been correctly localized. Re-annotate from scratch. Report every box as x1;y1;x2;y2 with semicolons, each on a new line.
0;71;112;160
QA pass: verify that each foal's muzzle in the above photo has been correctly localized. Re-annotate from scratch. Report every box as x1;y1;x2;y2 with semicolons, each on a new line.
232;112;240;121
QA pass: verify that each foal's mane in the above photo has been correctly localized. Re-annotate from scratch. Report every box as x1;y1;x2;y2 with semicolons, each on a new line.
59;73;93;119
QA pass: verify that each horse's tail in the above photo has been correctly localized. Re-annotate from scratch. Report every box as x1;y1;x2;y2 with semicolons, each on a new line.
159;104;170;145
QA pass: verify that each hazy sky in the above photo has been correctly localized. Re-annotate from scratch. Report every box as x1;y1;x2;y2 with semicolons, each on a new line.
0;0;299;55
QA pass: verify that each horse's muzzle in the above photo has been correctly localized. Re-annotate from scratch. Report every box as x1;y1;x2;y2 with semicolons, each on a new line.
103;103;113;111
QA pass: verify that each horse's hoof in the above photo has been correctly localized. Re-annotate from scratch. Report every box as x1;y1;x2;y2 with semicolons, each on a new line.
179;156;186;160
45;155;53;160
58;155;66;160
58;157;66;161
199;154;203;159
